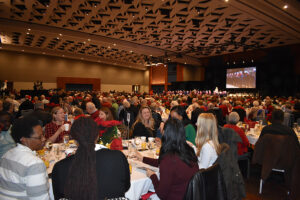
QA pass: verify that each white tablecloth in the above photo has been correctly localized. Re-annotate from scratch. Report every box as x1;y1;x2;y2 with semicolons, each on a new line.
246;128;300;145
46;145;159;200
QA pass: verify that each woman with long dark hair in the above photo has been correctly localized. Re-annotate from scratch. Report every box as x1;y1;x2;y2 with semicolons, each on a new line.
170;105;197;145
135;118;199;200
52;117;130;200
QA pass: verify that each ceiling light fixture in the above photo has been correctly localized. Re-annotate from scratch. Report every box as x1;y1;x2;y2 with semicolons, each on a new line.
27;28;31;31
22;49;24;52
59;33;62;36
225;0;229;2
113;43;116;46
283;5;288;9
42;52;45;54
26;32;30;35
87;38;91;41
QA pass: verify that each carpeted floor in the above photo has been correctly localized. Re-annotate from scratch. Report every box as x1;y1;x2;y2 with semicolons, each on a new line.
242;163;289;200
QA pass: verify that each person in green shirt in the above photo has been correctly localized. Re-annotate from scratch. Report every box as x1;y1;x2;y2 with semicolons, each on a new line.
170;106;196;145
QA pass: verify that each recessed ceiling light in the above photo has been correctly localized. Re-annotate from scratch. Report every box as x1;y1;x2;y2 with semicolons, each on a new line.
225;0;229;2
113;43;116;46
233;61;236;64
150;55;152;57
184;62;187;64
22;49;24;52
46;5;49;7
130;50;133;53
108;46;111;49
62;55;65;57
83;41;86;44
94;5;97;8
283;5;288;9
59;33;62;36
81;57;84;60
87;38;91;41
42;52;45;54
27;28;31;31
56;37;59;39
0;47;2;49
26;32;30;35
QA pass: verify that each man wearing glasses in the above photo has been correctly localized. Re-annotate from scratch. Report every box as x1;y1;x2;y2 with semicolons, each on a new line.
0;116;49;200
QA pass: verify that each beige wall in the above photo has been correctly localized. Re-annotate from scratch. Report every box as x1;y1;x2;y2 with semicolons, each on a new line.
13;82;57;90
101;84;148;93
0;50;149;92
183;65;205;81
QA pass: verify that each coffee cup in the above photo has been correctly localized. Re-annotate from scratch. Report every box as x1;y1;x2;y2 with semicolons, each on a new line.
64;124;70;131
148;137;155;143
141;136;146;142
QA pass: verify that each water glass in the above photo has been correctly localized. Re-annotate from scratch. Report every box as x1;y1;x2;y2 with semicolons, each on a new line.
63;135;70;144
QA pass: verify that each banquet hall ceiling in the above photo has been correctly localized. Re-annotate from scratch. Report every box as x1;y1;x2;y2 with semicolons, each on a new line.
0;0;300;70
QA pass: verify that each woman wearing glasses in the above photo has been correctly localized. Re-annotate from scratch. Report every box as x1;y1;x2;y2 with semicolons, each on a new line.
45;106;71;143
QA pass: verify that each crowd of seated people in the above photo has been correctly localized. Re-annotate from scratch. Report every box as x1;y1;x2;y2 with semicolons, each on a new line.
0;89;299;199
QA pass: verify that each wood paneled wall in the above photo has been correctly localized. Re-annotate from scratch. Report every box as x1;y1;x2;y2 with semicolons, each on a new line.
56;77;101;90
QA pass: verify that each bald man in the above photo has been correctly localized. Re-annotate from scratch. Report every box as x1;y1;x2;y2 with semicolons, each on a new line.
86;102;99;120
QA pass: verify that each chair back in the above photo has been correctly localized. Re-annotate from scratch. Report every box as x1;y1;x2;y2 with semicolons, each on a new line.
252;134;298;180
218;127;241;161
215;143;246;200
184;163;227;200
21;109;33;117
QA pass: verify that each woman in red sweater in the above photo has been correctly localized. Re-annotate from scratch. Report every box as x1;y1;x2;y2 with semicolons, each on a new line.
224;111;249;155
135;118;199;200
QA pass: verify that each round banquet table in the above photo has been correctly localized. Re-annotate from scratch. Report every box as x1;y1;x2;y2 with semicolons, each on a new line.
43;143;160;200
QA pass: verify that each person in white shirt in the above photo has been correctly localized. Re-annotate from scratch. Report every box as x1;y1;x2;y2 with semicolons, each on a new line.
0;116;49;200
195;113;221;169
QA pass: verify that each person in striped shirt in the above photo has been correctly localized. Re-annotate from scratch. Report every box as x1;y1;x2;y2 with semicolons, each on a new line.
0;116;49;200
